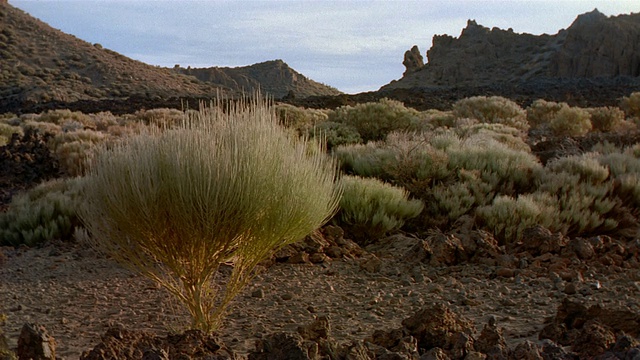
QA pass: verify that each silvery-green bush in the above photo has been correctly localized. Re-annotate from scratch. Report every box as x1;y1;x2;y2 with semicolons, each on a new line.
329;98;421;142
0;178;83;246
338;175;423;244
79;96;341;333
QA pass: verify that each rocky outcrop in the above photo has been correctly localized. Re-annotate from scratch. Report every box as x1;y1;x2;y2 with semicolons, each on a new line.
402;45;424;75
384;9;640;90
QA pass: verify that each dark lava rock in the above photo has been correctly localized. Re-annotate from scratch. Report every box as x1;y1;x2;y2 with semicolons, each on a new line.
401;303;474;354
80;325;236;360
16;323;56;360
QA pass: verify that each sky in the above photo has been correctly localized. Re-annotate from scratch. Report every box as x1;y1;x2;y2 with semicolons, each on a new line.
10;0;640;94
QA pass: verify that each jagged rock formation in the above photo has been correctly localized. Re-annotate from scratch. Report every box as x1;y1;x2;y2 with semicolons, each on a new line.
402;45;424;75
174;60;341;99
384;9;640;90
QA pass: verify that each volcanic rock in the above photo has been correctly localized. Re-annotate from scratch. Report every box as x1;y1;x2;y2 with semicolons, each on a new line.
16;323;56;360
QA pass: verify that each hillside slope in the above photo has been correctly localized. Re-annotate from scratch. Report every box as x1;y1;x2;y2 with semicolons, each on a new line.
0;3;227;112
383;9;640;90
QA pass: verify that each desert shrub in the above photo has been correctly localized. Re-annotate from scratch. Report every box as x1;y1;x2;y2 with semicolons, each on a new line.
526;99;566;128
549;106;592;137
536;171;619;236
598;151;640;178
452;96;529;133
476;193;559;244
49;129;109;176
546;153;610;183
456;123;530;151
275;103;329;135
22;120;61;135
333;142;396;179
134;108;185;128
78;96;340;333
37;109;92;126
447;138;541;191
310;121;362;150
589;141;622;155
333;132;452;187
0;123;23;146
421;109;456;128
90;111;120;131
337;175;423;244
328;98;421;142
0;178;84;247
586;106;626;132
620;92;640;118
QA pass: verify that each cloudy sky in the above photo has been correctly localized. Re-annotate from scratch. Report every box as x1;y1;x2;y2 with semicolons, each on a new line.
11;0;640;94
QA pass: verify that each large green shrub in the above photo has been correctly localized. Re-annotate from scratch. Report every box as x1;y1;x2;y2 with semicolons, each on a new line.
79;96;341;333
0;178;83;246
549;106;592;137
337;175;423;244
452;96;529;133
328;98;421;142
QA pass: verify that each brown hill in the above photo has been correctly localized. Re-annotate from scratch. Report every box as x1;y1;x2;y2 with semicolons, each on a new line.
0;3;228;112
0;2;340;114
174;60;341;99
383;9;640;90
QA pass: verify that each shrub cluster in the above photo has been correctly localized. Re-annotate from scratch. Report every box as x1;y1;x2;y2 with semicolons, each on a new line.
337;175;424;244
0;178;83;246
549;105;592;137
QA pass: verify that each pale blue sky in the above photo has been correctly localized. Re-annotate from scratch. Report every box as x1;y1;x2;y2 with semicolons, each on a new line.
11;0;640;94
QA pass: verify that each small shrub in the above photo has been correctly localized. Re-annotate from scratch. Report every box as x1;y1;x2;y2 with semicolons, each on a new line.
620;92;640;118
49;129;109;176
0;123;23;146
537;171;619;236
586;106;625;132
477;193;559;244
310;121;362;150
37;109;92;126
22;120;61;135
456;123;530;151
337;175;423;244
447;138;541;190
526;99;566;128
333;142;396;180
549;106;592;137
0;178;84;247
422;109;456;128
328;98;421;142
275;104;329;135
134;108;185;128
79;96;340;333
452;96;528;133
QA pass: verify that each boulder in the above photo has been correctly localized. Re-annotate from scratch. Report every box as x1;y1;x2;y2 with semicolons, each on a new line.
401;303;474;353
16;323;56;360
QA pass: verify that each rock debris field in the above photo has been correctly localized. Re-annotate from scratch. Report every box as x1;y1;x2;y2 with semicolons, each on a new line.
1;226;640;359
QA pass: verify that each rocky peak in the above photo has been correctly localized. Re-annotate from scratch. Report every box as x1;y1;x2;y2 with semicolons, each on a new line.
383;9;640;90
570;8;607;28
